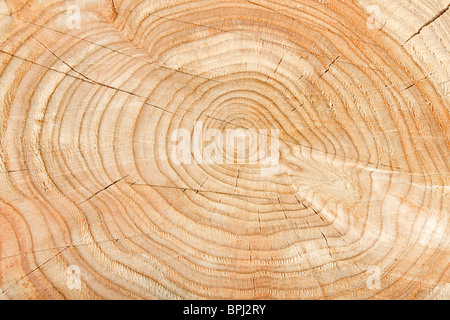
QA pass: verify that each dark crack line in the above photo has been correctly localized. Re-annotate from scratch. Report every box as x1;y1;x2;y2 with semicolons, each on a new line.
1;44;292;158
0;169;25;174
1;43;305;157
0;244;71;261
2;12;228;87
291;103;304;113
0;6;388;74
31;36;93;83
0;39;409;172
292;189;325;222
0;45;392;173
128;181;277;201
196;178;209;194
403;3;450;45
76;175;128;206
31;35;180;116
1;246;69;295
129;178;140;186
274;57;283;73
245;0;384;50
403;83;415;91
320;232;333;258
384;72;436;89
317;55;340;79
0;48;175;116
268;57;283;80
0;42;404;171
277;197;288;220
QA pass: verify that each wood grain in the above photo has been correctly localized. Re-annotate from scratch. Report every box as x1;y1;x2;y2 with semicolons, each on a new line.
0;0;448;299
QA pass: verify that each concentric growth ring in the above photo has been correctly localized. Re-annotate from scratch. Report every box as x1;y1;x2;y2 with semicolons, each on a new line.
0;0;448;299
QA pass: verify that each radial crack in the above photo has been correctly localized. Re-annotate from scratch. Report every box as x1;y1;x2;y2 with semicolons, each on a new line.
77;175;129;206
403;3;450;44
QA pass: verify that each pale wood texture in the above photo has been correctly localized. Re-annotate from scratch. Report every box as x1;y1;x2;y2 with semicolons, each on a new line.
0;0;448;299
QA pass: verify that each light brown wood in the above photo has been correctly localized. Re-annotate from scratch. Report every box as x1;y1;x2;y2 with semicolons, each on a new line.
0;0;448;300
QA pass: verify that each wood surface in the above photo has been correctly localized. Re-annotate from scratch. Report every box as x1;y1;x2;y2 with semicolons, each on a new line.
0;0;448;299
